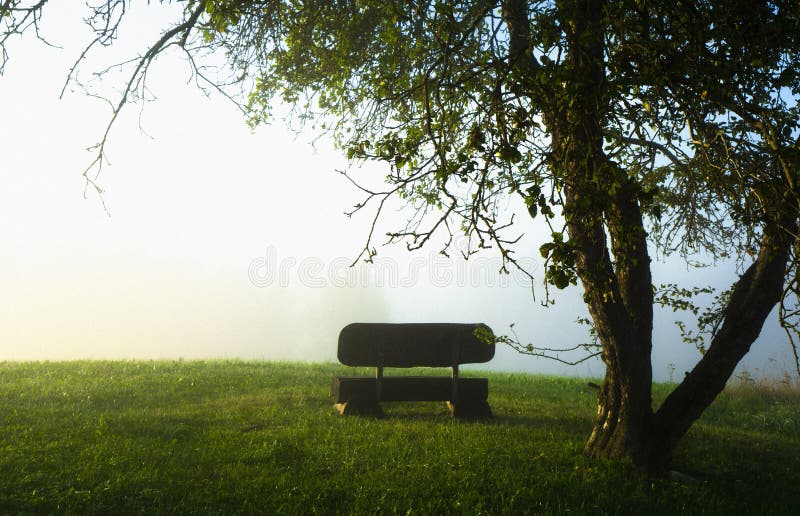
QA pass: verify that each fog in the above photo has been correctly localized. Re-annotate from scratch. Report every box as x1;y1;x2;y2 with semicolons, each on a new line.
1;6;796;382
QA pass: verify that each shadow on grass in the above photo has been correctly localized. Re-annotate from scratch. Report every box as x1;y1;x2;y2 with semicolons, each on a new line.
493;412;594;435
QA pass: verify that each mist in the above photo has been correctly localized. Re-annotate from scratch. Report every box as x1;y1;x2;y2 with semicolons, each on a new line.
1;8;796;383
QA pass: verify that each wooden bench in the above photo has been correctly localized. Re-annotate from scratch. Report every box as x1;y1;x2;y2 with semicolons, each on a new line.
331;323;495;419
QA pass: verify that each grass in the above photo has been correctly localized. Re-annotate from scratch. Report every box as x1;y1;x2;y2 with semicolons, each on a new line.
0;360;798;514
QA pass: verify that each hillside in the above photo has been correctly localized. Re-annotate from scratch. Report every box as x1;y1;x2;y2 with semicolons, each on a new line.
1;361;798;514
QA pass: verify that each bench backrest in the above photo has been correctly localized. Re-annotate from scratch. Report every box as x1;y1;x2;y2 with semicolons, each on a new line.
338;323;494;368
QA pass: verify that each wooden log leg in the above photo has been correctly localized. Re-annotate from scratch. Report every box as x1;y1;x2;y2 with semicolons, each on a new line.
334;400;385;418
447;400;493;420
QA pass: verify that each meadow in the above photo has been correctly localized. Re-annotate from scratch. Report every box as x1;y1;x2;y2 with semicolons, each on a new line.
0;360;798;514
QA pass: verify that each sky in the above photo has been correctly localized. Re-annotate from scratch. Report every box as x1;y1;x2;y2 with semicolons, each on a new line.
0;4;796;381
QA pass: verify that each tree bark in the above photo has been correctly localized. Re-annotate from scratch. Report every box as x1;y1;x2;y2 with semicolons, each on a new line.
581;183;655;466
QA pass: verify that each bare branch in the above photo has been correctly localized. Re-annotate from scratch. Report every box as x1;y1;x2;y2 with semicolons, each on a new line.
78;1;207;202
486;323;602;366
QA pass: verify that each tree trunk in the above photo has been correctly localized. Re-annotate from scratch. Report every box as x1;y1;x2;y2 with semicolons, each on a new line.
506;0;798;473
581;166;658;464
551;0;657;468
647;205;797;468
589;199;794;472
581;199;794;473
545;0;797;472
584;354;652;463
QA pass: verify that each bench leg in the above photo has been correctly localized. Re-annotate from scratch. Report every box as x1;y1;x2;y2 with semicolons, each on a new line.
447;400;493;420
334;400;385;418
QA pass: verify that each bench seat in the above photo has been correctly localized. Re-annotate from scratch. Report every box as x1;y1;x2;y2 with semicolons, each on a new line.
331;376;489;403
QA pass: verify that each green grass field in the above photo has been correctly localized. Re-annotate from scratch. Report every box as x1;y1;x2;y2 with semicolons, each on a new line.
1;361;798;514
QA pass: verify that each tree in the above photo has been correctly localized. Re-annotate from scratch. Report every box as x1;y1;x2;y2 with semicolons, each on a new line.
3;0;799;472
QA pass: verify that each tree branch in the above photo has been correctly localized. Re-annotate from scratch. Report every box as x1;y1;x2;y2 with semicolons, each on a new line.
80;1;207;205
655;194;798;451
